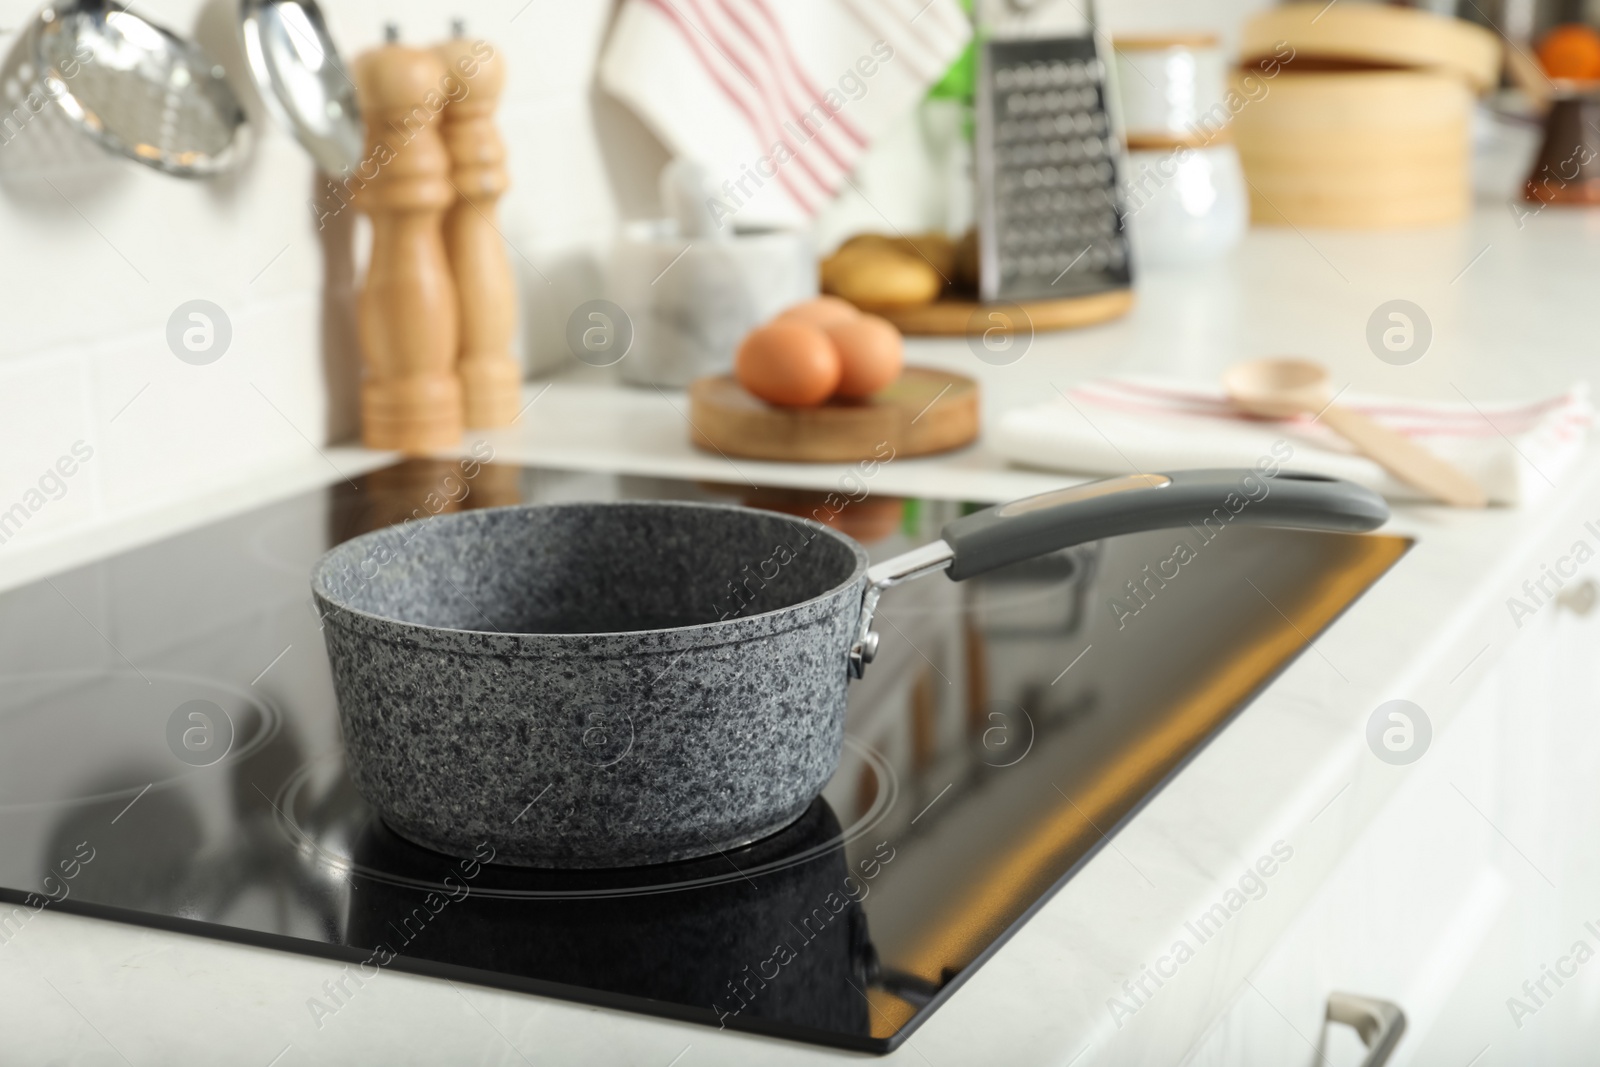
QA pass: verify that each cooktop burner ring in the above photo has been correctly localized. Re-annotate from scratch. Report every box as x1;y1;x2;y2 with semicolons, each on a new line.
0;669;284;812
270;733;899;900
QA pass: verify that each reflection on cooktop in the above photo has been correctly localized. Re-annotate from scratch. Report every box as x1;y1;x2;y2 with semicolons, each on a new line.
0;461;1408;1053
346;800;877;1034
274;737;896;901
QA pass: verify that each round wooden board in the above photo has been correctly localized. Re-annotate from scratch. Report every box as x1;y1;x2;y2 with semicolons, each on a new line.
688;367;979;463
871;288;1134;337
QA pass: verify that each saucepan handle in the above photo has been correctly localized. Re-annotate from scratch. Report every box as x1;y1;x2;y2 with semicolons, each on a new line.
940;469;1389;582
848;469;1389;678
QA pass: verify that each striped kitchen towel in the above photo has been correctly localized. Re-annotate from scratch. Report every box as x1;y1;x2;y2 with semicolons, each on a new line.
993;376;1595;506
598;0;971;227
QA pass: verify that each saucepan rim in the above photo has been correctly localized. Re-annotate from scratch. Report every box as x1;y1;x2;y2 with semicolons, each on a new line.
310;499;873;652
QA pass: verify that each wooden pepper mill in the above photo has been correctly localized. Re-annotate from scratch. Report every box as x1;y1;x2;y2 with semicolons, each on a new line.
437;24;521;428
353;31;463;454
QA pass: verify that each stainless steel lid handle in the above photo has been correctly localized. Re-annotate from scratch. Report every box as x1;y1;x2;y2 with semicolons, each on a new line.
1326;992;1406;1067
939;469;1390;582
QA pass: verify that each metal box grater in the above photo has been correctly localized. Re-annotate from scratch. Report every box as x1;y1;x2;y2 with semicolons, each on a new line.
975;34;1133;304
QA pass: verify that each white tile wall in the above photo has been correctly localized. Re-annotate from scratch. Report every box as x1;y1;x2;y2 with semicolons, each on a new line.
0;0;1263;551
0;0;666;550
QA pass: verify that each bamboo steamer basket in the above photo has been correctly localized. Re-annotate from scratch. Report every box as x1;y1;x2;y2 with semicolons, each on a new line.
1232;3;1500;228
1231;69;1475;227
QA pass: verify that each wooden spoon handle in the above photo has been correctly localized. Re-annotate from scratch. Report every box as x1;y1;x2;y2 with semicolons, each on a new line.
1320;404;1487;508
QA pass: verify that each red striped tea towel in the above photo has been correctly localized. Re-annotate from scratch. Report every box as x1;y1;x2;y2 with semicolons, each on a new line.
598;0;971;227
994;377;1594;506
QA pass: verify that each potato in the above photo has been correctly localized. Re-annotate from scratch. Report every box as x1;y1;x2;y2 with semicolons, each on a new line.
836;233;898;253
833;231;957;282
889;232;958;281
821;245;943;310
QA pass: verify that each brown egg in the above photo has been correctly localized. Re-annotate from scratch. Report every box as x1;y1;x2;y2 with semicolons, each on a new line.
775;295;859;329
825;315;903;399
735;322;841;407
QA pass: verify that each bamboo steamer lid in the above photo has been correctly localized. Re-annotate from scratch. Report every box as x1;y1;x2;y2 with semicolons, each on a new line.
1241;2;1501;92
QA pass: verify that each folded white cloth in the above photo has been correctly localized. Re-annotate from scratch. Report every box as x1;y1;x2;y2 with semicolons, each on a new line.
599;0;971;228
993;377;1595;506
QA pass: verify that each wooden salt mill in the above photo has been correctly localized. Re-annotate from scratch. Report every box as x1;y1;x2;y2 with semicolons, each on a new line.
353;30;462;454
437;23;521;428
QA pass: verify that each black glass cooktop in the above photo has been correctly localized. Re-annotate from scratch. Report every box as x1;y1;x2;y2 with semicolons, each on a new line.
0;460;1407;1053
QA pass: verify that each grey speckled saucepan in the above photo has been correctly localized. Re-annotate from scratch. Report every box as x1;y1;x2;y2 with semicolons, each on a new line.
310;469;1388;868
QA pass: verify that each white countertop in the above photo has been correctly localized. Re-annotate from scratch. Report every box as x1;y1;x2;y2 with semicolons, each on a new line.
5;178;1600;1064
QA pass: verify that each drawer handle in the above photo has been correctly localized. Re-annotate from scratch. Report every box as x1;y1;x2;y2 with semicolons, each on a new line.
1558;578;1599;617
1326;992;1406;1067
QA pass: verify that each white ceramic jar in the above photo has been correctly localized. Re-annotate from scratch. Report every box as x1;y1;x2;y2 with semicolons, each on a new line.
1122;144;1249;268
1113;34;1248;267
1114;34;1232;138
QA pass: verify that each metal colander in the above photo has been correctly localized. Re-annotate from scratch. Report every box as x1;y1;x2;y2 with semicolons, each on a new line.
33;0;246;177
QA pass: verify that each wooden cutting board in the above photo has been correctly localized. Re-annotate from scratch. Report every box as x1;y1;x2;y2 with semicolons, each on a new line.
687;367;979;462
874;289;1134;337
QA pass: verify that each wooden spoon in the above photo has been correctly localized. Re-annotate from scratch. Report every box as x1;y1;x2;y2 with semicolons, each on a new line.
1223;358;1488;509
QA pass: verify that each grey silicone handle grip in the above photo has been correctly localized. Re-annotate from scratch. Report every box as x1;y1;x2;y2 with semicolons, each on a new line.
940;469;1390;581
